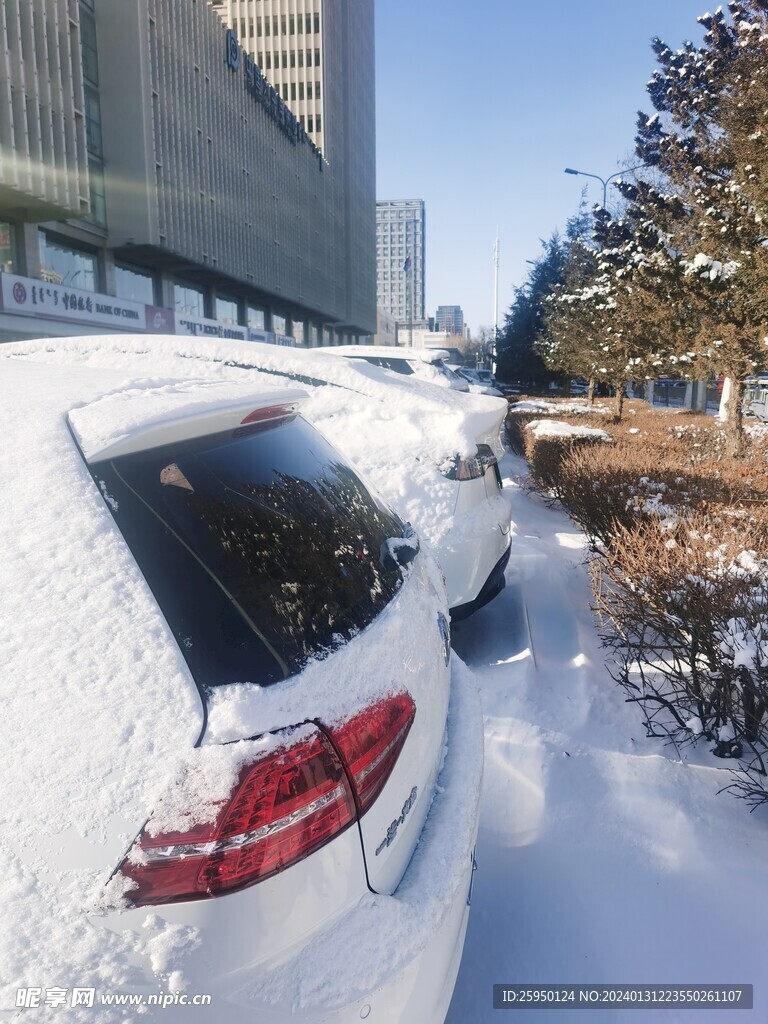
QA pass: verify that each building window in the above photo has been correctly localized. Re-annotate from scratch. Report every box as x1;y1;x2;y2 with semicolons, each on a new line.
84;84;102;156
273;50;278;67
174;282;205;318
306;49;312;66
79;8;99;85
282;50;287;68
300;114;305;128
247;306;266;331
87;159;107;228
258;51;263;66
39;232;97;290
256;16;262;36
0;223;14;272
291;81;296;100
273;313;286;334
298;50;303;68
215;296;239;325
315;80;321;99
305;13;311;33
307;116;314;133
115;263;155;304
265;16;270;35
314;13;320;32
280;15;286;34
289;14;295;34
299;82;304;99
272;15;278;34
314;48;320;66
282;83;288;100
265;52;271;68
316;114;321;133
290;50;295;67
307;82;313;100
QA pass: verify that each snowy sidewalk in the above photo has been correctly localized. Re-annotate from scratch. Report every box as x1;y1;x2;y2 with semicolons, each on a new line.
445;451;768;1024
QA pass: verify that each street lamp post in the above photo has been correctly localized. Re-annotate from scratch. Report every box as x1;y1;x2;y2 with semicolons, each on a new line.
564;166;641;209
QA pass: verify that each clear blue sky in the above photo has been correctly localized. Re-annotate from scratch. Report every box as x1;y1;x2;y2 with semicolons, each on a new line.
375;0;710;335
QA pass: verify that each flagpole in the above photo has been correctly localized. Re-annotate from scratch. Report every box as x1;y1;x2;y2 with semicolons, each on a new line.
405;252;413;347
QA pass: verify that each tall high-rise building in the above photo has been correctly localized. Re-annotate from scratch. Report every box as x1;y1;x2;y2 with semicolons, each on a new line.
210;1;376;337
435;305;465;337
376;199;425;327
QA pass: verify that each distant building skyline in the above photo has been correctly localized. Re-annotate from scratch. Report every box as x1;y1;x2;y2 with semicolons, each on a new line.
376;199;425;327
435;304;465;337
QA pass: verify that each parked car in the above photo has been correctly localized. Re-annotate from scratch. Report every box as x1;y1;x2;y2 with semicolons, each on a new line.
5;335;512;619
326;344;471;392
743;375;768;420
0;359;483;1022
452;366;504;397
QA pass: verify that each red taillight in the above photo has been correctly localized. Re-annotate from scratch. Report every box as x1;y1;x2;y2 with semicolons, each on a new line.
239;403;299;425
120;730;356;906
330;693;416;813
119;694;416;907
440;443;498;482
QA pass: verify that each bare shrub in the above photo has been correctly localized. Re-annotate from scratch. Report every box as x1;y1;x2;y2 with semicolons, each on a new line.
505;410;541;455
558;445;727;545
524;429;611;496
556;439;768;547
592;510;768;807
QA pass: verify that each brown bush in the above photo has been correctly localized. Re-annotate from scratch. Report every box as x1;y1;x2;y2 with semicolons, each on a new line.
506;397;614;456
592;510;768;806
505;410;542;455
556;444;737;546
524;432;610;495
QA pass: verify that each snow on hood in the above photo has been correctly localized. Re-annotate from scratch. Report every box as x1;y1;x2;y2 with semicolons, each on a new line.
3;335;508;546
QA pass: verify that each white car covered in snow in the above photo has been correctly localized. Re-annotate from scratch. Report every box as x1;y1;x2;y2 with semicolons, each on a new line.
325;344;471;392
5;336;512;619
0;359;483;1023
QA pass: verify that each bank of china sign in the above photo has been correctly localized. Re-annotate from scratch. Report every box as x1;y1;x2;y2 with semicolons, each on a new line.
224;29;323;170
0;274;173;332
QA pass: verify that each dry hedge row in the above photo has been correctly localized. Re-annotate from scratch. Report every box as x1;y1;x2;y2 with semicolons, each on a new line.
508;398;768;807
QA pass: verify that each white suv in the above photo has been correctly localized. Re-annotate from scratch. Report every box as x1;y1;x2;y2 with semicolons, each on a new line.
327;345;471;391
0;360;482;1023
6;335;513;619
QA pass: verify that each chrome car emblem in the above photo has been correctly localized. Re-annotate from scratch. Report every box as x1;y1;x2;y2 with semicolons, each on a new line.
375;786;418;856
437;611;451;665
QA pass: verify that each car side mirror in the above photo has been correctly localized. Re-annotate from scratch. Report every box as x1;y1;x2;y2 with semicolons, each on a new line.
380;523;420;572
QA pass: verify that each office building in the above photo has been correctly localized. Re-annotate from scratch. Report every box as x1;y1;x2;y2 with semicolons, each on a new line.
0;0;375;345
435;305;464;337
376;199;425;328
210;0;326;156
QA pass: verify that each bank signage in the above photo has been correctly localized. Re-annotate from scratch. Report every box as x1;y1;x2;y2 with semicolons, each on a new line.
224;28;323;168
176;313;248;340
0;274;152;330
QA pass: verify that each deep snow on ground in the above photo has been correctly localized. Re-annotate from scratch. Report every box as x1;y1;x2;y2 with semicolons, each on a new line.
446;450;768;1024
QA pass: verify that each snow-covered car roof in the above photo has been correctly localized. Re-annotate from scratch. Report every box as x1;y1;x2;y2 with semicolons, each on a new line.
325;344;451;363
3;335;508;548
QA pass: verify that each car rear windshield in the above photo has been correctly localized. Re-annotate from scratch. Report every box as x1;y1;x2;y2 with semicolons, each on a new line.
359;356;414;375
88;412;405;690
